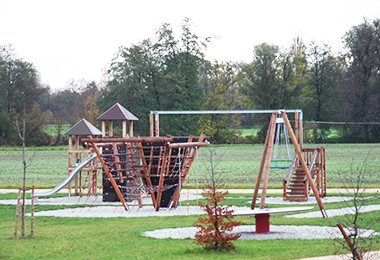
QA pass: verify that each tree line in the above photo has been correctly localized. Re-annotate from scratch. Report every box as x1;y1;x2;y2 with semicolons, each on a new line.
1;17;379;146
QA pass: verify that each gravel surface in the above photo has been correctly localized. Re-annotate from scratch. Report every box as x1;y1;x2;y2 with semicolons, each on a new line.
287;204;380;218
251;196;356;205
143;225;379;240
0;194;202;206
4;195;378;240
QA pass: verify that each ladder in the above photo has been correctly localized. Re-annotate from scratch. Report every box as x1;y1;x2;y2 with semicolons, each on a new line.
283;148;326;201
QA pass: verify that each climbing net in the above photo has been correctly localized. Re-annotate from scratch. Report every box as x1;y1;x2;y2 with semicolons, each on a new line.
81;135;208;211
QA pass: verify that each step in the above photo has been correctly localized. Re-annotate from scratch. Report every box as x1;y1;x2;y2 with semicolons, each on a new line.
284;196;308;201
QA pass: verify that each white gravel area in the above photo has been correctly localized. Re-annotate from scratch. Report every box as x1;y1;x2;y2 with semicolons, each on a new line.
13;194;380;240
251;196;356;205
27;205;247;218
143;225;379;240
0;194;202;206
287;204;380;218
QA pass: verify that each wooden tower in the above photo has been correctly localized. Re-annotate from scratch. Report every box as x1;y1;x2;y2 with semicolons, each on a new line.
64;118;102;196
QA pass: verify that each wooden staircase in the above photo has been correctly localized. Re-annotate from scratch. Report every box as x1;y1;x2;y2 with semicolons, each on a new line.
283;148;326;201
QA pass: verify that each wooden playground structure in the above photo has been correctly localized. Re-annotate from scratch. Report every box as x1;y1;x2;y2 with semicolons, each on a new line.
149;109;327;202
65;118;102;197
82;135;208;211
251;111;327;218
62;103;209;212
147;109;328;233
60;106;327;216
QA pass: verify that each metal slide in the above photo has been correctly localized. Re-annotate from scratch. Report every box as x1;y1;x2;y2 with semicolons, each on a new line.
35;152;98;197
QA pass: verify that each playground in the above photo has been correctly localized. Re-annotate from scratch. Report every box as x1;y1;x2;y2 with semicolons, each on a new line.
1;104;380;259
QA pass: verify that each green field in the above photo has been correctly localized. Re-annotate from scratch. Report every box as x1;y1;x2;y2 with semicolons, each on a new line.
1;143;380;259
42;124;71;136
1;193;380;259
1;143;380;188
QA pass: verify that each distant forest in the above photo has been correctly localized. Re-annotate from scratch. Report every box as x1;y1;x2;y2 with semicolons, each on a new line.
1;17;380;146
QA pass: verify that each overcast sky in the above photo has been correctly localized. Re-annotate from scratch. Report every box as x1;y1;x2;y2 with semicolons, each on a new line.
1;0;380;91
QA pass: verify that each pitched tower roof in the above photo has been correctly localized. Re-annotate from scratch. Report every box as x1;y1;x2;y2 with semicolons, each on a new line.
96;103;139;121
64;118;102;136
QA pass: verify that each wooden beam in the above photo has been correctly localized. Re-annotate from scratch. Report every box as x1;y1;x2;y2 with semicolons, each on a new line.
122;120;127;137
136;138;156;206
109;120;113;137
281;111;327;218
150;113;154;137
300;113;303;150
89;139;129;211
337;223;363;260
251;112;277;209
102;121;106;137
129;121;133;137
295;112;299;144
112;143;124;183
260;112;277;209
155;143;170;211
155;114;159;137
75;135;79;196
82;136;173;143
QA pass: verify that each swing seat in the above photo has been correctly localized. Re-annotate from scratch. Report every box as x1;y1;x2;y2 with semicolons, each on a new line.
270;159;292;169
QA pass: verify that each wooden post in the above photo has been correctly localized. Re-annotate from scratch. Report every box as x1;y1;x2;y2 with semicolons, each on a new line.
89;140;129;211
150;113;154;137
14;186;21;239
75;135;79;196
155;143;170;211
136;137;156;206
323;148;327;197
129;121;133;137
251;112;277;209
337;223;363;260
31;186;34;236
300;112;303;150
281;111;327;218
155;114;159;137
102;120;106;137
109;120;113;137
21;187;25;238
295;112;299;144
122;120;127;137
112;143;124;183
260;113;277;209
68;135;73;195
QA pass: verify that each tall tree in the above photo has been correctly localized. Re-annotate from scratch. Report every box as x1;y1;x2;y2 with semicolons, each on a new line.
307;41;341;122
240;43;280;110
102;18;210;136
339;18;380;142
197;61;241;143
277;37;308;109
0;44;49;145
101;39;163;135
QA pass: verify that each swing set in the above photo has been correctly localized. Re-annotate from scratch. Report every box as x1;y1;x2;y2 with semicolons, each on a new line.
270;116;293;169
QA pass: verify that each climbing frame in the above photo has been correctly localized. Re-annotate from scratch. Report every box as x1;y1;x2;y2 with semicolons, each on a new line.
82;135;209;211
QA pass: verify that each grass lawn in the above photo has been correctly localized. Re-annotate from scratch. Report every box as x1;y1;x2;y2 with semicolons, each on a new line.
1;193;380;259
42;124;71;136
1;143;380;189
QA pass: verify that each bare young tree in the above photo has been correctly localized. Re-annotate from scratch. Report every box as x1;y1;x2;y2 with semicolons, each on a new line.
8;92;38;238
332;152;380;259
